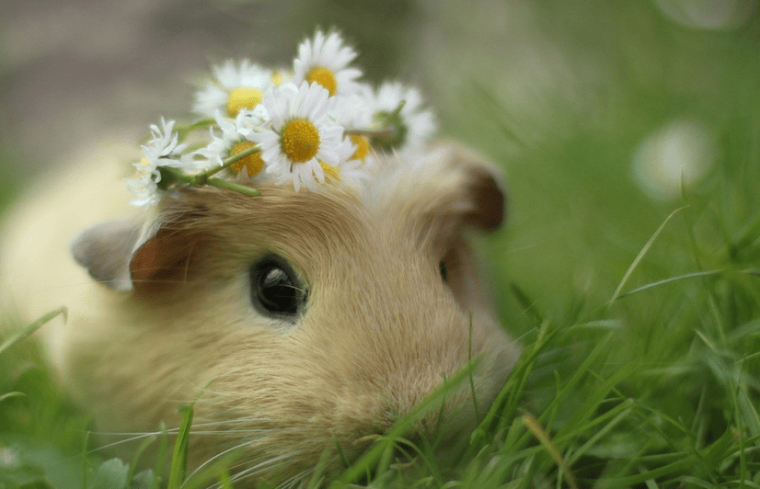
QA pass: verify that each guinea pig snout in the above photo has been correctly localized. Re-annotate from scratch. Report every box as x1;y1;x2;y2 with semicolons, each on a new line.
323;306;512;452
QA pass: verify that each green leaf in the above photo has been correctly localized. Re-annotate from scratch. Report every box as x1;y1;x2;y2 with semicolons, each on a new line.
89;459;129;489
129;470;155;489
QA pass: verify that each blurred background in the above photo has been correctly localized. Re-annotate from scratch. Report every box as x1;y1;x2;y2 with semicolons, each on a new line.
1;0;759;327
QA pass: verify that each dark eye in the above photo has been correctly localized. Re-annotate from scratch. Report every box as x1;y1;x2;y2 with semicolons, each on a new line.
249;256;307;319
439;261;448;282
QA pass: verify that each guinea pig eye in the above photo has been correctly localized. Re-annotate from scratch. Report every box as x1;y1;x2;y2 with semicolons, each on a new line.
249;256;307;320
439;261;448;282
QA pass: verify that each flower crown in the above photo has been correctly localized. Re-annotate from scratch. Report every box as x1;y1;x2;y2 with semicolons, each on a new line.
126;30;437;207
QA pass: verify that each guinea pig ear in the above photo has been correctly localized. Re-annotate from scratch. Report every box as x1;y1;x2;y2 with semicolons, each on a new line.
71;218;146;291
437;142;507;232
127;223;201;294
72;217;201;293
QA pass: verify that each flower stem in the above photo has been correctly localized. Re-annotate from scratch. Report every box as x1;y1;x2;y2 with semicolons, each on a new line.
156;166;195;190
345;127;395;138
207;177;260;196
364;99;408;151
192;144;262;184
387;99;406;121
175;118;216;140
155;145;263;198
157;146;261;197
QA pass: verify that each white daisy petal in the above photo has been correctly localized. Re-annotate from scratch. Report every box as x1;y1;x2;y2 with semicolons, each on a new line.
127;118;194;207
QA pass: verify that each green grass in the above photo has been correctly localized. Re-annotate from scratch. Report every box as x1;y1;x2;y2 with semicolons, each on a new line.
2;3;760;488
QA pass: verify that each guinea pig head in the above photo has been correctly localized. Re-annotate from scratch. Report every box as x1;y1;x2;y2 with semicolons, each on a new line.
72;143;520;484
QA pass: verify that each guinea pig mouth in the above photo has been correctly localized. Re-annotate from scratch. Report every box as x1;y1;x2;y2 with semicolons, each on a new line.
346;421;472;482
348;434;422;484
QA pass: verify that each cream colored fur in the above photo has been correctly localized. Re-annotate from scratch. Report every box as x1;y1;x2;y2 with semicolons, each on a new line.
0;139;520;485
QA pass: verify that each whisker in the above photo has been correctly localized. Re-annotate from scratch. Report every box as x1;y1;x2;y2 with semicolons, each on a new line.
87;415;277;436
185;437;262;484
86;431;164;453
277;466;316;489
82;416;282;454
227;451;302;486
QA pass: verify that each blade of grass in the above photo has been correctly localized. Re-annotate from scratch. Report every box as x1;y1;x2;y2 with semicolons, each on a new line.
167;383;211;489
564;399;634;465
468;315;480;422
333;434;350;469
0;392;25;403
701;426;737;469
0;307;67;356
178;451;241;489
167;405;193;489
675;476;719;488
472;320;556;444
127;435;157;485
596;456;698;488
540;333;614;429
82;431;90;489
497;331;617;459
149;422;169;489
217;470;233;489
306;447;335;489
609;207;687;306
510;283;544;325
521;412;578;489
730;208;760;252
615;270;722;300
737;385;760;438
554;363;638;444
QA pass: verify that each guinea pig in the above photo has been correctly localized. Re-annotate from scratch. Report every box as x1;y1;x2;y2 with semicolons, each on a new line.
0;138;520;485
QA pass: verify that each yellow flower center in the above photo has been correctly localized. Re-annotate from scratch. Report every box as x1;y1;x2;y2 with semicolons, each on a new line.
306;66;337;96
229;141;265;176
320;161;341;182
281;119;320;163
271;71;283;86
227;87;264;117
349;134;370;161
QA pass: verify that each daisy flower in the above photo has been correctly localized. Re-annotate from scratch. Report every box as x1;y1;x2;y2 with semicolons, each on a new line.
370;81;437;156
193;60;273;119
332;90;376;165
260;82;344;192
127;118;193;207
194;107;270;182
322;136;371;188
293;30;363;97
